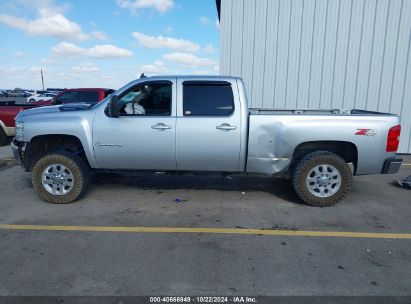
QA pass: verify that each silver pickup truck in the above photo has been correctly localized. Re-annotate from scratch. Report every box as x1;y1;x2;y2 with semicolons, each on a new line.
12;76;402;206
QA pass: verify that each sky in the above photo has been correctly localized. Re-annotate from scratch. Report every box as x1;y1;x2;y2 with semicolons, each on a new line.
0;0;220;89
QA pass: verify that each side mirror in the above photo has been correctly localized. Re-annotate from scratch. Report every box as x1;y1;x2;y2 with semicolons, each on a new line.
109;95;119;118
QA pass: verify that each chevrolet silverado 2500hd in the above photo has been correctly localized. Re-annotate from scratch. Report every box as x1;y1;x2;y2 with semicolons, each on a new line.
12;76;402;206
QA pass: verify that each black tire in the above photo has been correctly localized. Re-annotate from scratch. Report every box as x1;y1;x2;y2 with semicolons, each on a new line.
32;152;90;204
292;151;352;207
0;128;8;146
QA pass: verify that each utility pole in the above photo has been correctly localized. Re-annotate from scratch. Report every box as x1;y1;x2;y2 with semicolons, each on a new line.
41;68;45;91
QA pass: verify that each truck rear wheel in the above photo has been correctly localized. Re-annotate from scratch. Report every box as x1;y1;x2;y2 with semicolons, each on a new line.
32;152;90;204
292;151;352;207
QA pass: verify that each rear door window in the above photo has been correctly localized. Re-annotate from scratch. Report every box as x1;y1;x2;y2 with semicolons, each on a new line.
182;82;234;116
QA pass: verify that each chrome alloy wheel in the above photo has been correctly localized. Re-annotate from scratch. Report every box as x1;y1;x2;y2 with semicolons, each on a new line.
41;164;74;195
306;164;341;198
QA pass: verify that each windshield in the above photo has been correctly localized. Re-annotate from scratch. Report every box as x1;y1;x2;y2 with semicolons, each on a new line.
91;94;111;109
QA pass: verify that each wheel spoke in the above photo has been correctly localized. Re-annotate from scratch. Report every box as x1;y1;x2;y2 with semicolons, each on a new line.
63;179;73;187
333;175;341;184
327;186;337;194
42;173;53;180
330;171;339;178
307;177;317;184
51;183;59;193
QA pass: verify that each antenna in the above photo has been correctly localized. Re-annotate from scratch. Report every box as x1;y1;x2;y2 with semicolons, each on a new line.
41;68;45;90
139;73;147;79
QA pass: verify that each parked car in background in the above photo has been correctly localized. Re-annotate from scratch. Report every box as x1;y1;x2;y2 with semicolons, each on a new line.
28;92;57;103
36;90;52;95
0;87;114;146
6;88;31;98
7;90;22;97
0;102;42;146
0;90;9;97
52;88;115;105
11;76;402;206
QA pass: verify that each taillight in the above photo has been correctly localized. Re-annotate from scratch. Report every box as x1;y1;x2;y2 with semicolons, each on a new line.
386;125;401;152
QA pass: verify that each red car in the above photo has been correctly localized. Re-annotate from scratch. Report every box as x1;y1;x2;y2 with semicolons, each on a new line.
52;88;114;105
0;88;114;146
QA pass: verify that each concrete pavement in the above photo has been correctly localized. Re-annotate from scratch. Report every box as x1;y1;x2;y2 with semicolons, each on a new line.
0;145;13;167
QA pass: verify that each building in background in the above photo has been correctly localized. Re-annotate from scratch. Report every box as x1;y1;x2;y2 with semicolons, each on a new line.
217;0;411;153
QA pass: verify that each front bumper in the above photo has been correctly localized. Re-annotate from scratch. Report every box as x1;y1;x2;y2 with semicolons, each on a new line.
11;138;27;168
381;157;403;174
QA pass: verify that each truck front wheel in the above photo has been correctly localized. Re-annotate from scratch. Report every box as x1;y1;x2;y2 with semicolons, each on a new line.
32;152;90;204
292;151;352;207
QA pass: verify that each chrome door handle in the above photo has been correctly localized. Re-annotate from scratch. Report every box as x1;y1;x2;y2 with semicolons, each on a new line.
151;123;172;130
216;123;237;131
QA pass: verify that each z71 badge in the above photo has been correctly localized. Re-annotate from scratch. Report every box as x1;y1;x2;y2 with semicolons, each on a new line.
355;129;377;137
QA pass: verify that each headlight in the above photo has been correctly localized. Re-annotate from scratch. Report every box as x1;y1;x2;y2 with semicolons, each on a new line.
15;122;24;141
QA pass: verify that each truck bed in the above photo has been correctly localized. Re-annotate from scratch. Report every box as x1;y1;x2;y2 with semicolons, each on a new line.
249;108;396;116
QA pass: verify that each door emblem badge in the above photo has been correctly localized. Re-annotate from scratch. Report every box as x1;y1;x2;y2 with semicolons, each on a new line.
95;143;123;148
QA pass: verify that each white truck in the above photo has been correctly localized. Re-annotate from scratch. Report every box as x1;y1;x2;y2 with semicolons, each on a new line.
12;76;402;206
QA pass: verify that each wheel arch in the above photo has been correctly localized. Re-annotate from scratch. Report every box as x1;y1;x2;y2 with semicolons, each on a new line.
291;140;358;174
25;134;92;171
